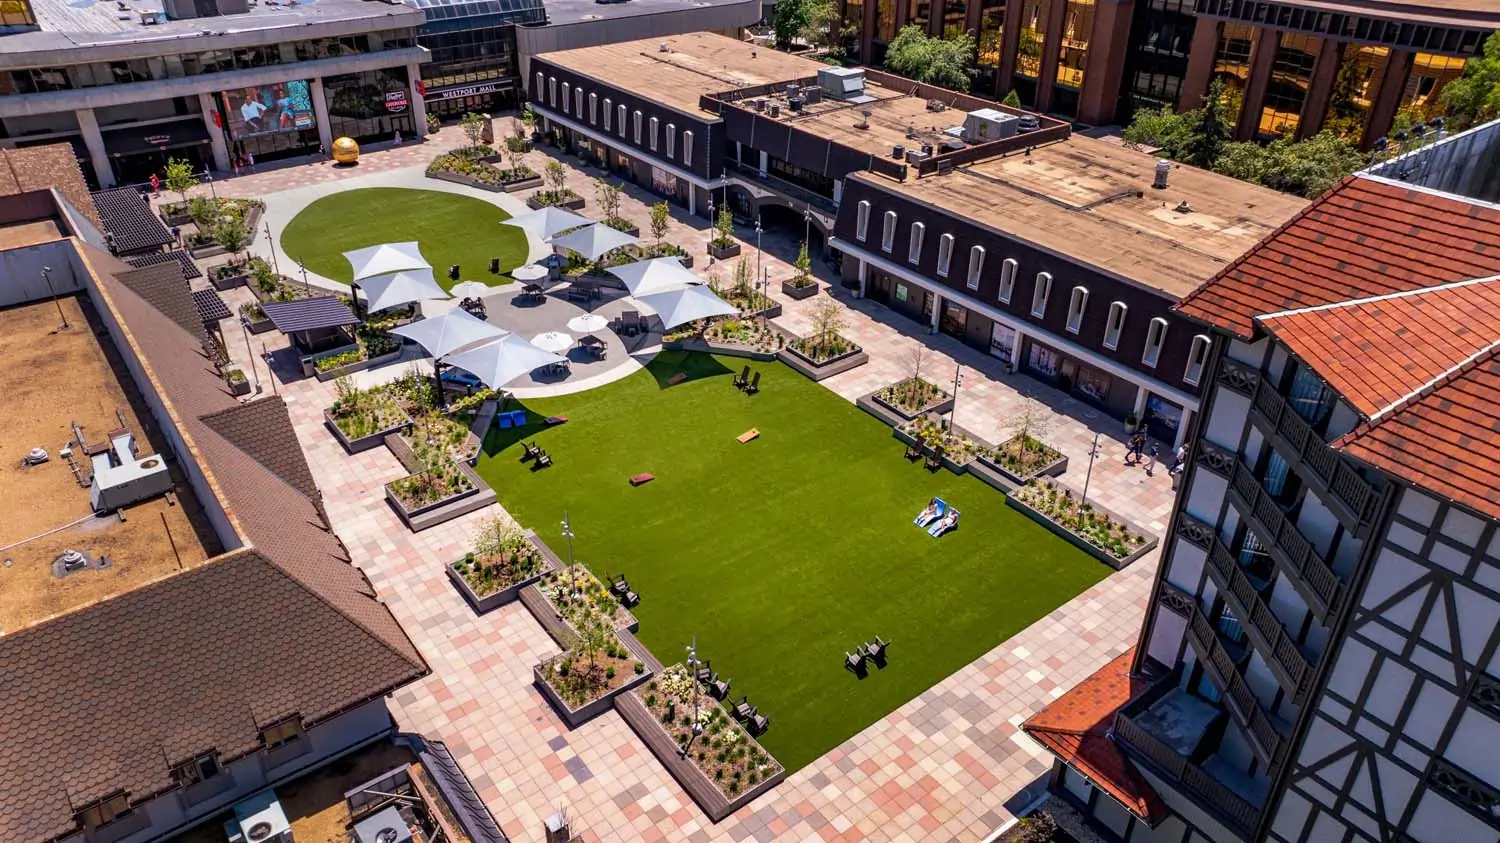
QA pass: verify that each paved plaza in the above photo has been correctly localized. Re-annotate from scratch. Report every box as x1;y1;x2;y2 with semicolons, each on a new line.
188;130;1170;840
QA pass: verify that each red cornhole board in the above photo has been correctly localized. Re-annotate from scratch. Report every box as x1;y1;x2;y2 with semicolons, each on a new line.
629;473;655;486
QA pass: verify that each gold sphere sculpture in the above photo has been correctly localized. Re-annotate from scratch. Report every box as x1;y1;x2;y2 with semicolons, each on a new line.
331;137;359;164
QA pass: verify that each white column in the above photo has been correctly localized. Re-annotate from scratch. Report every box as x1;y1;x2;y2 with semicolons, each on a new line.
856;258;867;298
310;77;334;152
688;187;697;216
1174;409;1193;450
758;150;768;176
736;140;743;163
833;178;844;207
408;62;427;138
1133;384;1149;416
929;291;942;332
197;92;230;173
1010;326;1027;370
75;108;114;188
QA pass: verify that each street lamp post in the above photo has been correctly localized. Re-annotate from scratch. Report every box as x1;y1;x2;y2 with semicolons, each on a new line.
1078;433;1103;523
241;320;262;394
205;172;217;200
754;217;763;284
263;222;280;276
949;364;963;430
561;511;577;592
40;266;69;330
298;259;311;294
706;199;716;264
682;636;704;758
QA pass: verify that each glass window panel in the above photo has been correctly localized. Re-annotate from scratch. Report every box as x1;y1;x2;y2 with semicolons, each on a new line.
1398;52;1466;123
977;0;1006;70
1055;0;1093;88
1258;32;1320;138
1210;22;1255;121
1016;0;1052;79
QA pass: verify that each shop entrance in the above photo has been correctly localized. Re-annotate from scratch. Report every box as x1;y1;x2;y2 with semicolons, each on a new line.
111;143;208;188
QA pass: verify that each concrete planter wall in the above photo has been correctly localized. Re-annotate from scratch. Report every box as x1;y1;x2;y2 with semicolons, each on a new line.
891;427;974;475
780;280;818;300
226;376;252;396
188;241;226;259
527;194;586;211
605;223;641;238
210;269;249;291
242;314;275;334
777;344;868;381
159;207;193;227
533;650;654;729
976;444;1069;487
1005;492;1158;570
426;168;543;194
663;338;780;361
385;465;496;532
446;531;562;613
857;388;955;425
304;346;403;381
744;301;783;320
323;407;412;454
503;175;544;193
708;242;741;260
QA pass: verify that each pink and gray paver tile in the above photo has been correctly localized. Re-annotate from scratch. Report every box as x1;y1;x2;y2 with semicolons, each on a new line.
219;136;1172;841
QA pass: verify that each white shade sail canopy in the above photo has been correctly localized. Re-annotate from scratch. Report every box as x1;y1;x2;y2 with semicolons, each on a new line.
502;206;591;241
443;334;567;390
358;268;449;312
549;224;639;261
635;284;737;331
605;257;701;297
390;308;508;360
344;242;429;282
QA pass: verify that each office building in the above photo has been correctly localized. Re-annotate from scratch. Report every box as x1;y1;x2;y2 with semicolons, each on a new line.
1022;120;1500;842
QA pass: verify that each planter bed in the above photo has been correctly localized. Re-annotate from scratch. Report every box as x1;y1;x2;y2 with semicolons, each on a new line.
211;271;248;291
425;168;543;194
323;407;412;454
856;386;955;426
503;175;544;193
892;426;977;475
519;568;639;650
159;206;194;227
662;337;780;361
304;346;404;381
708;242;741;260
243;314;276;334
447;530;562;613
385;460;495;532
1007;481;1158;569
604;223;641;238
188;241;226;259
533;641;654;729
777;343;868;382
527;194;586;211
780;280;818;300
974;436;1069;490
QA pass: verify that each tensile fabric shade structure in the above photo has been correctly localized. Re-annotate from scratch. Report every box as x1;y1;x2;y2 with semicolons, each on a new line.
548;224;638;262
443;333;567;390
605;257;700;297
502;206;591;241
390;307;508;360
358;268;450;312
343;241;429;281
635;284;737;331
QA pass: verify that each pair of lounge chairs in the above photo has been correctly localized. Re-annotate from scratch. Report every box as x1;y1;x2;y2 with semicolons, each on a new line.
609;573;639;607
732;366;761;395
521;441;552;468
732;695;770;734
844;635;892;673
902;441;945;471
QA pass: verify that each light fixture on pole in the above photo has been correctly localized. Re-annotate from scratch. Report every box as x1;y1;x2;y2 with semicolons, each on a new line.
41;266;69;330
681;636;704;758
205;172;217;200
561;511;577;593
298;259;311;293
263;221;280;276
803;207;812;245
241;320;262;394
754;217;763;285
1078;432;1102;522
706;199;715;264
949;364;963;429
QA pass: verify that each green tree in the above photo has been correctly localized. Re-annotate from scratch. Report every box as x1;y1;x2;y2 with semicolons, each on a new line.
1122;104;1195;154
770;0;811;50
544;160;567;193
883;25;977;91
794;241;811;285
1180;78;1232;169
1001;89;1022;108
1018;810;1062;843
801;0;841;52
650;201;671;246
594;178;623;223
162;157;198;206
1323;49;1368;140
1440;30;1500;127
460;111;486;149
211;216;250;263
713;204;734;247
1212;131;1364;199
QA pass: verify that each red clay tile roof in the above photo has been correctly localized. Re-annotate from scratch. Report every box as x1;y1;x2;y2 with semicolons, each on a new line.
1336;352;1500;520
1176;177;1500;339
1022;649;1167;823
1259;277;1500;418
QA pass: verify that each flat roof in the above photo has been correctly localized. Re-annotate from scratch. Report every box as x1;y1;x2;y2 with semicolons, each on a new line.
0;219;64;249
7;0;422;57
773;85;963;160
0;295;216;634
870;136;1309;297
535;31;825;115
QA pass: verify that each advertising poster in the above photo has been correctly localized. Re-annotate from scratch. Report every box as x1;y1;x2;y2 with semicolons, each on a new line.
220;81;314;140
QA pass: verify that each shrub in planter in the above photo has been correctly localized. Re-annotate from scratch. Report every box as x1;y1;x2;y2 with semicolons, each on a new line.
453;517;545;596
328;377;408;439
223;367;250;395
874;377;948;414
1013;480;1150;561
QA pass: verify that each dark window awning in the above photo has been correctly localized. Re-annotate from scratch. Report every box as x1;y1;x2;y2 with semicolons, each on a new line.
260;296;359;333
102;120;211;157
192;288;232;324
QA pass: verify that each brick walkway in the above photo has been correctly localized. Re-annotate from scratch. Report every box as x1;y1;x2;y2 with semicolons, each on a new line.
198;134;1169;841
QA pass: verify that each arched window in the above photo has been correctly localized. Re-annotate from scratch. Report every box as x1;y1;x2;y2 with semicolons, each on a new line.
935;234;954;276
682;131;694;165
603;98;612;130
648;116;659;150
999;258;1018;303
632;110;642;143
1030;272;1052;317
588;92;598;124
666;123;676;158
548;77;557;107
1103;302;1127;350
1184;334;1212;385
1143;317;1169;368
855;201;871;241
908;222;925;264
881;211;898;252
966;246;985;290
1066;286;1089;334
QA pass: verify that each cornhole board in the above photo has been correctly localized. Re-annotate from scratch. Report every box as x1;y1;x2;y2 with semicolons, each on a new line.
668;372;688;385
630;473;655;486
545;415;568;426
736;428;760;444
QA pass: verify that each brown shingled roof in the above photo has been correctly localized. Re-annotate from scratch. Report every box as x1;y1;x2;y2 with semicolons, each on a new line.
1176;177;1500;339
115;261;205;346
1021;649;1167;823
0;144;101;232
0;241;427;841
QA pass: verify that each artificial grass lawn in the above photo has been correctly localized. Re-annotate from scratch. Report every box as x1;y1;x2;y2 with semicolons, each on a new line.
478;352;1109;772
279;187;529;291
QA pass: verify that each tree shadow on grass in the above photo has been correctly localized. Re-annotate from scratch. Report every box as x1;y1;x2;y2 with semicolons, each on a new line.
644;350;734;389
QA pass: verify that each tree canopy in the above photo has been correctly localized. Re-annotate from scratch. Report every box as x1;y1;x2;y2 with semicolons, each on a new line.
770;0;812;50
1440;30;1500;127
883;26;977;91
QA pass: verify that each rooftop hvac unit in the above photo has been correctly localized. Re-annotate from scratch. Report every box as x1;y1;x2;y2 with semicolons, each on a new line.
768;102;780;118
817;66;865;99
801;85;822;104
352;805;414;843
88;427;170;513
906;148;929;164
753;98;766;112
962;108;1019;142
892;144;905;159
224;791;292;843
788;97;803;112
785;84;799;98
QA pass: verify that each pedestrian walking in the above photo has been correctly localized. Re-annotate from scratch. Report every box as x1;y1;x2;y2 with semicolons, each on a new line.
1146;443;1160;477
1169;444;1188;476
246;151;255;172
149;173;159;195
394;130;403;146
1126;431;1145;464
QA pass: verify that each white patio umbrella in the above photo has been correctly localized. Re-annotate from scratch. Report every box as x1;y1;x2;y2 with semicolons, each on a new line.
359;268;450;312
605;257;701;297
566;313;609;334
449;280;495;298
391;308;508;360
549;224;639;262
635;284;737;331
502;207;591;241
531;331;574;353
443;334;567;390
511;264;550;283
343;241;429;282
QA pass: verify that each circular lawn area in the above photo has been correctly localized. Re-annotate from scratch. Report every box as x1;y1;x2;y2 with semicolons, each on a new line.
279;187;530;291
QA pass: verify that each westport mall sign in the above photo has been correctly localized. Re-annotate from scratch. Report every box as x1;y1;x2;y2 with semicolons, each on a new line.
429;82;511;101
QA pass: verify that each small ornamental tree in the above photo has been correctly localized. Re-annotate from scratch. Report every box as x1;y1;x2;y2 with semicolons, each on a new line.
544;160;568;193
650;201;671;246
1001;89;1022;108
595;178;623;222
792;241;812;287
809;296;845;354
163;157;198;206
713;204;734;247
460;111;486;149
211;216;250;263
1007;393;1053;464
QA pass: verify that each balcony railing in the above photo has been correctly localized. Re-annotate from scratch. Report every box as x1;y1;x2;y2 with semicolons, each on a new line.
1183;605;1286;769
1222;455;1346;620
1112;710;1260;839
1179;515;1314;702
1217;358;1380;532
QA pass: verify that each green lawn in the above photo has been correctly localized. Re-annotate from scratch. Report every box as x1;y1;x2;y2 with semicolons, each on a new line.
279;187;530;291
478;353;1108;772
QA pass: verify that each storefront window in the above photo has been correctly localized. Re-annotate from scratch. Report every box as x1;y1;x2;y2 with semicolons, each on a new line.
906;0;930;32
1398;53;1467;122
1027;343;1060;377
1211;23;1255;124
939;300;967;338
1324;44;1388;142
975;0;1007;92
989;323;1016;361
1143;394;1183;441
323;67;416;144
1055;0;1093;89
1075;365;1110;402
1015;0;1052;79
876;0;897;40
1258;33;1320;138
